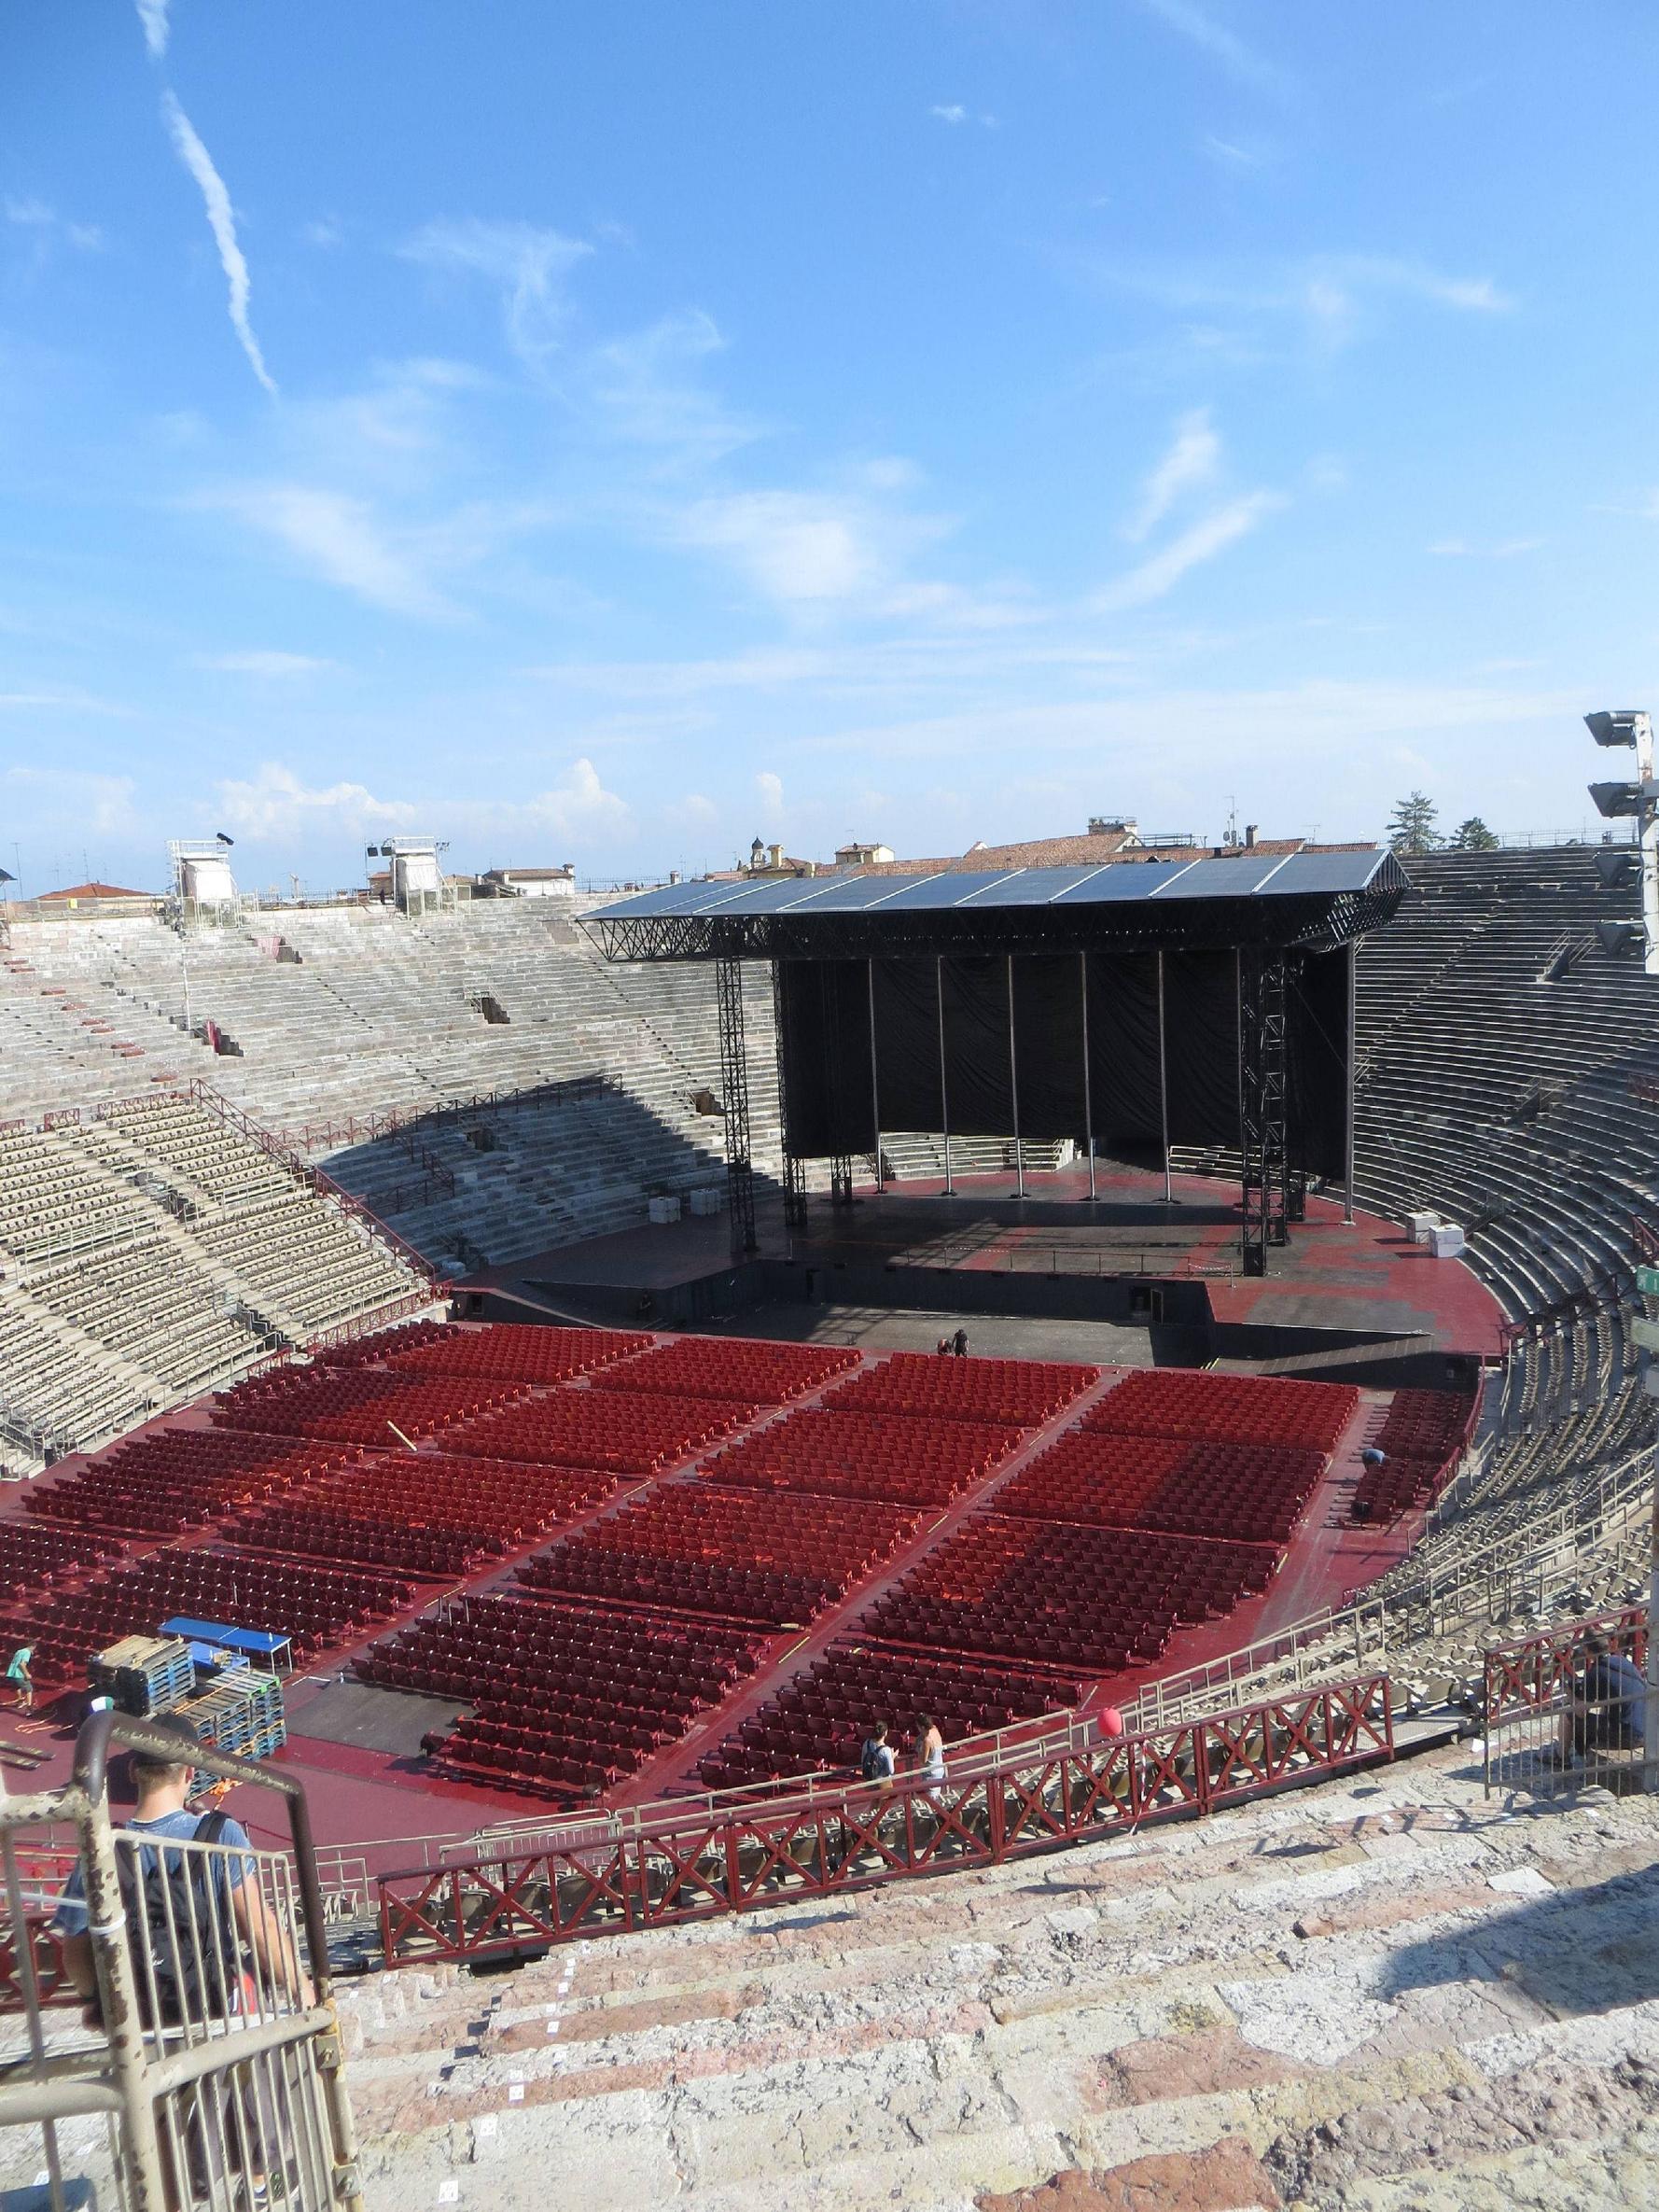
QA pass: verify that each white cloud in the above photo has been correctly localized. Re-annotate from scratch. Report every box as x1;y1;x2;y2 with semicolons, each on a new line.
755;770;784;822
930;104;969;124
1138;0;1290;97
400;218;591;371
5;766;139;837
589;310;758;466
519;759;631;836
5;197;104;257
160;92;276;396
1096;491;1282;609
202;484;455;621
134;0;170;59
194;650;337;677
215;763;417;842
1123;408;1220;541
303;216;344;249
672;484;950;610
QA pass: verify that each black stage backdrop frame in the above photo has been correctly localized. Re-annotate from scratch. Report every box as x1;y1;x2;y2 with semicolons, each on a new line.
594;851;1407;1273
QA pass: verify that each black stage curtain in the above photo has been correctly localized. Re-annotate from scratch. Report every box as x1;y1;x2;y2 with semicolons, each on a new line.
1163;948;1241;1152
1291;947;1349;1181
940;956;1015;1135
1013;953;1089;1140
871;958;944;1131
776;945;1351;1176
1086;951;1162;1147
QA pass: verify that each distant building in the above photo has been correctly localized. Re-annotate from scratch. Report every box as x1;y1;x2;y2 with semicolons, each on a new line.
35;881;154;911
481;865;577;901
742;840;816;879
834;839;895;866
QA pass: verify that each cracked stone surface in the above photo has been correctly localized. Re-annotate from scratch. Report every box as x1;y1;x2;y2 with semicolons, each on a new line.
6;1745;1659;2210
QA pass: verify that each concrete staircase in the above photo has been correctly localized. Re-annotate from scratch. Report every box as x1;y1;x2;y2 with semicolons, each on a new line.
333;1739;1659;2210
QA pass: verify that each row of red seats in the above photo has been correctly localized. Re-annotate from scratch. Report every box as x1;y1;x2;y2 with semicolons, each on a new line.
858;1515;1279;1676
25;1430;352;1537
699;1407;1023;1507
385;1322;653;1386
821;1351;1098;1430
307;1453;618;1547
697;1640;1079;1789
229;1505;481;1579
1084;1369;1358;1453
0;1519;119;1602
461;1389;755;1475
1351;1455;1445;1525
592;1337;860;1407
1374;1388;1474;1462
216;1372;529;1447
519;1549;837;1630
312;1318;456;1368
997;1432;1325;1547
7;1545;417;1683
356;1596;766;1800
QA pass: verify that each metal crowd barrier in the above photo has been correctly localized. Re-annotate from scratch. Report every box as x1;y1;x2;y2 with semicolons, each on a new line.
1483;1605;1649;1799
376;1674;1394;1969
0;1711;361;2212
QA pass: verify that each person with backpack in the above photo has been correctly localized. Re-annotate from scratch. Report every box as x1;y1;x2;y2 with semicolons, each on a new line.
858;1721;896;1787
52;1717;313;2206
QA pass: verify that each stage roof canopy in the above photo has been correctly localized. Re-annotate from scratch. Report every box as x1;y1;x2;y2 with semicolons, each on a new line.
593;848;1408;960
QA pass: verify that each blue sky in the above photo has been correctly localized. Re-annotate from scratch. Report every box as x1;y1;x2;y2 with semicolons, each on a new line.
3;2;1657;895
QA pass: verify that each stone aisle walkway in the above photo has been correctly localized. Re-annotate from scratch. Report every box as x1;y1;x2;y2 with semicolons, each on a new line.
335;1743;1659;2211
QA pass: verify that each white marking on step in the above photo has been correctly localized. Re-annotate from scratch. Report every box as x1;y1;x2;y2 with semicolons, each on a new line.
508;2084;525;2103
438;2184;459;2205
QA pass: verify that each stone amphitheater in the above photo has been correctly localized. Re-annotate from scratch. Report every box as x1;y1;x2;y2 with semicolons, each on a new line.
0;845;1655;2210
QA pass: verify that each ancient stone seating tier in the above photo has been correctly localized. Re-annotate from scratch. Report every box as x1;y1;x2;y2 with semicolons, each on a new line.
355;1594;767;1803
818;1351;1099;1429
697;1640;1082;1791
859;1514;1280;1676
697;1407;1025;1507
995;1430;1328;1547
1084;1368;1359;1454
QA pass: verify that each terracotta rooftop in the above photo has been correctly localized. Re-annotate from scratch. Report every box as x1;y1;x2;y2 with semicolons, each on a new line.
35;881;151;902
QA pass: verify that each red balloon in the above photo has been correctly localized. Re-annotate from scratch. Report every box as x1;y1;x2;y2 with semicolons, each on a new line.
1100;1706;1124;1738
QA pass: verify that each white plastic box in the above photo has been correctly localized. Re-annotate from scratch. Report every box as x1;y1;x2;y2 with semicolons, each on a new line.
648;1194;682;1225
1429;1223;1466;1258
1408;1210;1440;1244
688;1186;724;1217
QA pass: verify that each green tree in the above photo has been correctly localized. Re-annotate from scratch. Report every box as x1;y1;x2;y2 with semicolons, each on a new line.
1387;791;1441;854
1452;817;1499;851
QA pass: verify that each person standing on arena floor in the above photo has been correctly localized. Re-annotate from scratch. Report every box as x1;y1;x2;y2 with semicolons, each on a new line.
7;1645;34;1713
952;1327;969;1358
936;1336;952;1356
858;1721;896;1788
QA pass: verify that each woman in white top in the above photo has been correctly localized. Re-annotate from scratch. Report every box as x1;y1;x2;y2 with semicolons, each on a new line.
914;1714;946;1805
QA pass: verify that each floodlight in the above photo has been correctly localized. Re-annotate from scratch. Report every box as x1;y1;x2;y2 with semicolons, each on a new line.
1596;918;1646;956
1595;848;1638;888
1589;779;1659;819
1585;709;1648;749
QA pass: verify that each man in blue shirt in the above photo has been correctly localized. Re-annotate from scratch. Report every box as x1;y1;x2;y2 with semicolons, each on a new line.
1559;1632;1648;1763
53;1718;312;2207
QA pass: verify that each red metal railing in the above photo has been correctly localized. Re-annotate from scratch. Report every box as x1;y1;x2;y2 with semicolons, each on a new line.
1483;1605;1646;1724
375;1675;1393;1968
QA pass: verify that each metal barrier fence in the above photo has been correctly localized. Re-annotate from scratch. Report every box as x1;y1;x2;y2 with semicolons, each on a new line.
375;1675;1393;1968
1483;1606;1648;1799
0;1711;361;2212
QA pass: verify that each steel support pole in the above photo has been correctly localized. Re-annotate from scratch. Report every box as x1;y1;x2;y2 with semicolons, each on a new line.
1156;949;1172;1203
716;958;758;1259
937;954;954;1194
1007;953;1025;1198
868;958;884;1189
1345;937;1358;1225
1080;948;1097;1201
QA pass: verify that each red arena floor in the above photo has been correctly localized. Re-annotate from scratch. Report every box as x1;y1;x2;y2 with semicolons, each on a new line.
0;1306;1481;1863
